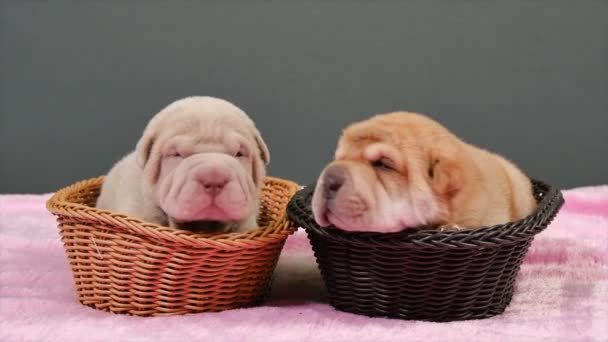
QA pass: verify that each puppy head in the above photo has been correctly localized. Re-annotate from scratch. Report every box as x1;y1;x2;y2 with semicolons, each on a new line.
312;112;466;233
135;96;270;232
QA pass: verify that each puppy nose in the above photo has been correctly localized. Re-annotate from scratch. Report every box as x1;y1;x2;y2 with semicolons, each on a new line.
201;177;229;196
323;165;346;200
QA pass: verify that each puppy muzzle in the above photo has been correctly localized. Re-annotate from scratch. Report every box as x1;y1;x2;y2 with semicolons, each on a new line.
161;153;254;223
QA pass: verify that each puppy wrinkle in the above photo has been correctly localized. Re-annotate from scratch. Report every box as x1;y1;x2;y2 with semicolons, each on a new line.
234;165;253;209
344;123;392;144
157;168;174;213
410;185;441;227
353;168;375;210
170;160;195;203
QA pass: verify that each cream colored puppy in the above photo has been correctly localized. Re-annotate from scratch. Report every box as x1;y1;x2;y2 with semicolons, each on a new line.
96;96;270;233
312;112;537;232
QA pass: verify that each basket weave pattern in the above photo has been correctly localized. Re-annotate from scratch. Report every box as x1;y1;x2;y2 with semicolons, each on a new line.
287;180;564;321
47;176;299;316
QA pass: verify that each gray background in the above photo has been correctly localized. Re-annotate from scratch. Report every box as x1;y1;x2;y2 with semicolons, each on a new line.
1;1;607;193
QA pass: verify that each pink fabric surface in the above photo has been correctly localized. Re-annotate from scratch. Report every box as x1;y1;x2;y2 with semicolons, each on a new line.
1;186;607;342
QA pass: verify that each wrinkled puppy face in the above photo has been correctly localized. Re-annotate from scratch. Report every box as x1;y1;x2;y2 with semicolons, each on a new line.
136;97;270;233
311;112;464;233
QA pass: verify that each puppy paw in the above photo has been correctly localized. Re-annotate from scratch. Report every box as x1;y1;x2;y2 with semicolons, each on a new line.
437;223;465;231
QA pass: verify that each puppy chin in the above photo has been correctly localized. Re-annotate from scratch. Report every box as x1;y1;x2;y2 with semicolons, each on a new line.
325;211;354;230
326;213;407;233
316;196;370;231
321;198;424;233
169;204;250;223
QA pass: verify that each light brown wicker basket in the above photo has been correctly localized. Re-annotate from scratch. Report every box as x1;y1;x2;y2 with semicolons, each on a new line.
46;176;299;316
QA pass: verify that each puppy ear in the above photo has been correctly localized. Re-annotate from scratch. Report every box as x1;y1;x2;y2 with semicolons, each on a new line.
135;130;156;168
135;123;162;183
251;126;270;165
429;157;464;199
247;125;269;188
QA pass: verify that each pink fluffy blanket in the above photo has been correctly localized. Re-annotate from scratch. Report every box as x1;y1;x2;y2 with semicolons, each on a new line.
1;186;607;342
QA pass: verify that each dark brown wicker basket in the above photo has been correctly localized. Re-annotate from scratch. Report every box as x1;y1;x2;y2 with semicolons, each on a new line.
287;180;563;322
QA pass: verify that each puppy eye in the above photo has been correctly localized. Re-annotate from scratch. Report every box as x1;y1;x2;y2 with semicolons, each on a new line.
167;151;182;158
428;159;439;178
235;151;245;158
372;159;392;170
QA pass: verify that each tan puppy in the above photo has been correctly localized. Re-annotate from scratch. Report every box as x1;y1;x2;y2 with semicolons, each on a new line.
312;112;537;232
96;96;270;233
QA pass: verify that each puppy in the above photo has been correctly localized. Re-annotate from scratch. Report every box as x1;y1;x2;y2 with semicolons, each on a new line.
96;96;270;233
312;112;537;232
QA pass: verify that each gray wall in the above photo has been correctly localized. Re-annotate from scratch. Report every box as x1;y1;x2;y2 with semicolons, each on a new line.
1;1;607;193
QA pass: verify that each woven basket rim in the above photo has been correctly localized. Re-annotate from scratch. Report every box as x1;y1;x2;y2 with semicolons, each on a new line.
288;179;564;249
47;176;300;249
